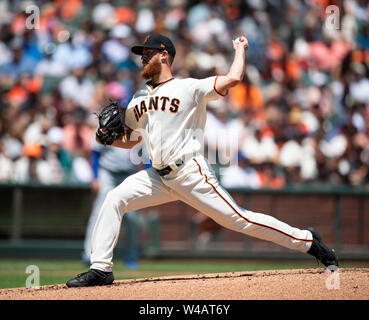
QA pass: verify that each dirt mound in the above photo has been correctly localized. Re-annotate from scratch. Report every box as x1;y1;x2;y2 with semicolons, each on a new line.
1;268;368;300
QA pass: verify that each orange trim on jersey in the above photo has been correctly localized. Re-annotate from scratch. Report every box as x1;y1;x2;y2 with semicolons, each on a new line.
214;75;228;97
192;158;313;243
146;77;175;90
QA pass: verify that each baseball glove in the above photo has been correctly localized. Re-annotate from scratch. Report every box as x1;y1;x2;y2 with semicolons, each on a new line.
95;101;125;145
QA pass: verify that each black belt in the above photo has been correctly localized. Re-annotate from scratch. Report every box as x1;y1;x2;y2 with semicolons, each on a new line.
155;159;184;177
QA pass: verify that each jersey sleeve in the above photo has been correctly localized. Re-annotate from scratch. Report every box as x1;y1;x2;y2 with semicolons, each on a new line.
124;105;145;145
124;106;138;131
190;76;227;105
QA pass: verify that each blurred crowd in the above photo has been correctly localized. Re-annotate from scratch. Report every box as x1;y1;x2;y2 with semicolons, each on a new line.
0;0;368;189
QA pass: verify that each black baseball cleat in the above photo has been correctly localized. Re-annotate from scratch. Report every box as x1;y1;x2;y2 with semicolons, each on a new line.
307;227;339;268
66;269;114;287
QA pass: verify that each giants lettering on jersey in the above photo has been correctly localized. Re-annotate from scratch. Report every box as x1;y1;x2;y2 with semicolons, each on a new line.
133;96;180;122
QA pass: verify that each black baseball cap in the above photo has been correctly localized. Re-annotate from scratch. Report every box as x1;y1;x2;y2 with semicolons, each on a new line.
131;34;176;58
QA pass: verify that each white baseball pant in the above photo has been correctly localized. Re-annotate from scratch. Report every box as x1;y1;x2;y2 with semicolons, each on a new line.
90;155;313;272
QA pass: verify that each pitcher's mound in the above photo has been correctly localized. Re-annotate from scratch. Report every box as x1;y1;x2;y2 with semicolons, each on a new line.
1;268;368;300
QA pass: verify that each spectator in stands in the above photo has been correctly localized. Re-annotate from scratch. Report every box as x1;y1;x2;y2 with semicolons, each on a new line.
34;43;68;78
13;141;55;184
59;66;95;108
220;152;262;189
0;36;36;79
0;137;14;182
61;107;94;183
45;126;73;183
61;107;94;158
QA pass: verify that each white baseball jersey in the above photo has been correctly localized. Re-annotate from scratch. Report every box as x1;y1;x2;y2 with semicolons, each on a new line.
125;76;224;169
90;76;313;272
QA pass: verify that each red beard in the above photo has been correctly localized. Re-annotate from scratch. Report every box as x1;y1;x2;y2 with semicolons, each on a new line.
141;58;162;79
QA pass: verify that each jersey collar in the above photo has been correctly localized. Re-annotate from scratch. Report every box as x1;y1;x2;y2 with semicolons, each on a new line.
146;77;174;90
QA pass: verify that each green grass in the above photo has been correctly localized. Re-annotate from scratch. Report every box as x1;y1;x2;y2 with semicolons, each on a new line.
0;258;368;289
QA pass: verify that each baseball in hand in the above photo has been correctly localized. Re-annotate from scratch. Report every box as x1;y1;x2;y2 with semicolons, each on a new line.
233;36;248;51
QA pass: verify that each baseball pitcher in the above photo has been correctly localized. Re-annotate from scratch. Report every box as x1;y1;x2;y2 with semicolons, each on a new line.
67;34;338;287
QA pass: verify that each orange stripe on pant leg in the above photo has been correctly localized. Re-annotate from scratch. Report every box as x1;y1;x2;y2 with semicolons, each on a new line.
192;158;312;243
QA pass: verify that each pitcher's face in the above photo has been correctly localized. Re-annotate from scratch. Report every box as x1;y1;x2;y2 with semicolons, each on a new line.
141;49;162;80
